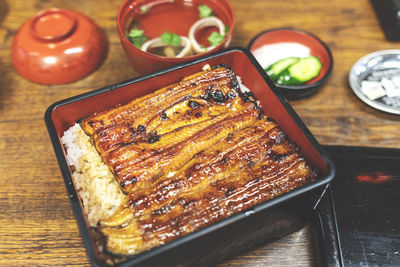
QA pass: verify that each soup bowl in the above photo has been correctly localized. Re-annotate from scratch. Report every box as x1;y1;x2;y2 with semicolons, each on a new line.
117;0;235;74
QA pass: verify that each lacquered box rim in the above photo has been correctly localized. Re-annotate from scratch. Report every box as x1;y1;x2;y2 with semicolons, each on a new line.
44;47;335;267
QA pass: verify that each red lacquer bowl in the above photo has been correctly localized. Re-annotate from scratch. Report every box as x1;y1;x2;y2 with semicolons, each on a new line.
248;28;333;99
117;0;235;74
12;8;108;85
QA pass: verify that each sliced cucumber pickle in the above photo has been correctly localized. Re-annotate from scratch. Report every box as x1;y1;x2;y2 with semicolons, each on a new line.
287;56;322;83
265;56;323;86
265;57;300;81
276;69;303;85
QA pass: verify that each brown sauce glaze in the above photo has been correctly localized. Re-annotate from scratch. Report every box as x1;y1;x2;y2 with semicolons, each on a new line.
101;121;317;255
81;67;239;139
80;66;318;256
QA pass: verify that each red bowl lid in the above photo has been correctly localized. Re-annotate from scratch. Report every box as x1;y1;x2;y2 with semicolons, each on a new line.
12;8;108;85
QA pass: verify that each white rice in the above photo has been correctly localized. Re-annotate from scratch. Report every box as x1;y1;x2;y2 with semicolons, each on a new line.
61;124;126;227
236;75;251;93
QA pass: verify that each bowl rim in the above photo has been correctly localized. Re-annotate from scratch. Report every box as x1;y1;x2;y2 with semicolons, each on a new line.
44;47;335;266
247;27;333;91
116;0;236;62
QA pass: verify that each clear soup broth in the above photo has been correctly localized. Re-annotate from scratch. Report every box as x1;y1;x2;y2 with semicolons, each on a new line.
127;0;229;56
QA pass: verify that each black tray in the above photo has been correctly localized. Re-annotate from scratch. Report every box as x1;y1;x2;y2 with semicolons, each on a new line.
316;145;400;267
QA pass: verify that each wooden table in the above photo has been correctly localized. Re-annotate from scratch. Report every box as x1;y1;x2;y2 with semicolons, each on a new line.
1;0;399;266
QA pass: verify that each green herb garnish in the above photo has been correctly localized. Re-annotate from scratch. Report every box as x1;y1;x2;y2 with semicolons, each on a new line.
140;6;148;14
128;24;148;48
208;31;224;46
161;31;181;46
199;4;213;18
224;25;230;36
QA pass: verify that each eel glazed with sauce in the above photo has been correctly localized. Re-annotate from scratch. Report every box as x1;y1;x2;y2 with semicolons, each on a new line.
79;65;319;256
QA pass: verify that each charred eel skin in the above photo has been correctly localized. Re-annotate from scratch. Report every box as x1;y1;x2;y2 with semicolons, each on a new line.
81;66;260;193
80;66;243;154
100;118;317;256
80;65;318;256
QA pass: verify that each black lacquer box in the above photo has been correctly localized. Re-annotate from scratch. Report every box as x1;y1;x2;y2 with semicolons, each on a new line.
45;48;335;266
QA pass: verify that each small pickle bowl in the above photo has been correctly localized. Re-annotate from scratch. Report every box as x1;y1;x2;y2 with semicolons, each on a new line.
45;48;335;266
248;28;333;99
117;0;235;75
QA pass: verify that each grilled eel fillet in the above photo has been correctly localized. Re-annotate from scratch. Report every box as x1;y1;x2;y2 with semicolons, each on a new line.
81;65;259;193
79;65;318;256
100;118;318;255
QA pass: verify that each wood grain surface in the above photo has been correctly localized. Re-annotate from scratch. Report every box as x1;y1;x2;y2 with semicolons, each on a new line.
0;0;399;266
